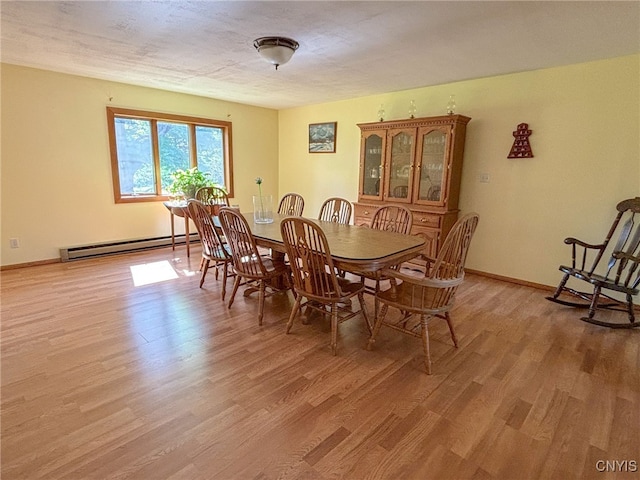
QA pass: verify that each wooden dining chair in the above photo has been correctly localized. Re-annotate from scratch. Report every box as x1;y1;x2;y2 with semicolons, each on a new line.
368;212;479;374
370;204;413;235
186;200;232;298
195;186;230;215
278;193;305;216
281;217;371;355
217;207;291;325
318;197;352;224
362;205;414;302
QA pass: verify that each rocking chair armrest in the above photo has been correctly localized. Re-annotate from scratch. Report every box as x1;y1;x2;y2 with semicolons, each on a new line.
563;237;604;250
612;251;640;264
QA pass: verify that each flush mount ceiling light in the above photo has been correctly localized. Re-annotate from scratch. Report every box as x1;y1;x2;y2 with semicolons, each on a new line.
253;36;299;70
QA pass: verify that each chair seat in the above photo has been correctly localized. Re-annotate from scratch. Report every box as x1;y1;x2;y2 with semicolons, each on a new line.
559;265;639;295
261;256;289;274
235;254;288;278
297;273;364;302
205;244;231;261
377;280;451;314
337;276;365;295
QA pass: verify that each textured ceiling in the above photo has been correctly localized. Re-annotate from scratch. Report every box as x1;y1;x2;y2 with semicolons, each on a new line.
1;1;639;109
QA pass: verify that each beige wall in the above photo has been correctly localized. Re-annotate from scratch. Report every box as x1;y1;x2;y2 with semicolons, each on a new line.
1;64;279;265
3;56;639;288
278;55;640;287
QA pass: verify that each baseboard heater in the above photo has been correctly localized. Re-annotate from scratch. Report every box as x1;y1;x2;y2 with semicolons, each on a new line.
60;233;200;262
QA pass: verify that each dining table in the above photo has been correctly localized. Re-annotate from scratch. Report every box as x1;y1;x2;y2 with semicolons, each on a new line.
242;212;425;275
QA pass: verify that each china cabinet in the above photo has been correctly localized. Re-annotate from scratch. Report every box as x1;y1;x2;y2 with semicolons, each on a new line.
354;114;471;257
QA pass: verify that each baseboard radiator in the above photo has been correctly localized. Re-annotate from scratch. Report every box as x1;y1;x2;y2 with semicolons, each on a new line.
60;233;200;262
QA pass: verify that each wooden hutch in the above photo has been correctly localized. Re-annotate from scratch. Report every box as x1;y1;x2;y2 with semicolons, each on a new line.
353;114;471;257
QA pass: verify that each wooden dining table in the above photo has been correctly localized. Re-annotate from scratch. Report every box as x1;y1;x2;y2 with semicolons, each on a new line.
243;212;425;274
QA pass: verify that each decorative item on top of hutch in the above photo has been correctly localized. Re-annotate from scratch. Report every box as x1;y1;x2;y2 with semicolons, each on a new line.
354;114;471;258
408;100;417;119
446;95;456;115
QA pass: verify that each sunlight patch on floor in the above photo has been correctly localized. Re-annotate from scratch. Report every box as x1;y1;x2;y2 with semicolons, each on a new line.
130;260;179;286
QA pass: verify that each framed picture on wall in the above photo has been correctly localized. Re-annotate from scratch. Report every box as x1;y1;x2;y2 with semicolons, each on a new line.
308;122;337;153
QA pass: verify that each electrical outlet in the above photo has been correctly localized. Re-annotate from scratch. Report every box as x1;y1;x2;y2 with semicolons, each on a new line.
9;238;19;248
479;173;490;183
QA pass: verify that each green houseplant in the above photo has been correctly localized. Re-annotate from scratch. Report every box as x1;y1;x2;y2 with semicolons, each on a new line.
168;167;213;199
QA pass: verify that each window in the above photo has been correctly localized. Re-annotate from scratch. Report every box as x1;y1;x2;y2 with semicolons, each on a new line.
107;107;233;203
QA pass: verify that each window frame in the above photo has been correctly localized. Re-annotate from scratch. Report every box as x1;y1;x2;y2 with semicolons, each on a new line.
106;107;234;203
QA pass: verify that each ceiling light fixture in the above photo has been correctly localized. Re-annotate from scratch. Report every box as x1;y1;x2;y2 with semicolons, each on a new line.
253;36;299;70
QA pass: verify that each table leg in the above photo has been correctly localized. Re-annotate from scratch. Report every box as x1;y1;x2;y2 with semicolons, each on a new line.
170;212;176;251
185;216;190;257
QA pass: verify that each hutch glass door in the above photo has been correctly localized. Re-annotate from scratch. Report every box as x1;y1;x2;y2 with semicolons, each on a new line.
360;132;384;199
385;129;415;202
415;127;449;205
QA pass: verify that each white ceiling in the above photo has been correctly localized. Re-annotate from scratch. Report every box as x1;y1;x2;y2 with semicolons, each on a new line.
2;1;639;110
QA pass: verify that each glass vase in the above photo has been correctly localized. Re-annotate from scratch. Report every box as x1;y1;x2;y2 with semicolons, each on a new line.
253;194;274;224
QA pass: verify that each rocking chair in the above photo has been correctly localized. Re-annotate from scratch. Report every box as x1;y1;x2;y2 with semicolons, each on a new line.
546;197;640;328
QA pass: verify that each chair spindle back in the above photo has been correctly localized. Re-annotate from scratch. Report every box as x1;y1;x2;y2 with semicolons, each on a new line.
370;205;413;235
196;186;230;208
318;197;352;224
278;193;305;216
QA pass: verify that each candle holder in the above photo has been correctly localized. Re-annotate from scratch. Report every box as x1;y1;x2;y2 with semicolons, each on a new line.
409;100;417;119
446;95;456;115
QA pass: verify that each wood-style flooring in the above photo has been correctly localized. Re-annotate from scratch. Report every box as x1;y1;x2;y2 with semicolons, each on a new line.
2;246;639;479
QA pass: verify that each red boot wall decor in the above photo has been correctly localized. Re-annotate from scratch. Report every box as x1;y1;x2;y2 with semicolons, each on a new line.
508;123;534;158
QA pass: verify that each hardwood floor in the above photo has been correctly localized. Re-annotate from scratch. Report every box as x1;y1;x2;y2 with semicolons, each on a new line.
2;246;639;479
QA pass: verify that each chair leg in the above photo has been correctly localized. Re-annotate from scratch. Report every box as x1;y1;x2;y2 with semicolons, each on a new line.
551;273;570;299
357;292;372;333
258;281;266;326
221;262;229;300
287;296;302;333
199;260;210;288
626;293;636;323
374;279;380;319
420;314;432;375
587;285;602;320
444;312;458;348
330;303;339;355
367;303;388;351
228;275;241;309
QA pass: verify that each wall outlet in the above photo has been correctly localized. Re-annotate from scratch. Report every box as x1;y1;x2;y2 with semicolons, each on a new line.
9;238;19;248
479;173;490;183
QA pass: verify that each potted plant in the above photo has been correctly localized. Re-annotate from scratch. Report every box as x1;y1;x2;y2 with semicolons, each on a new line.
168;167;213;199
